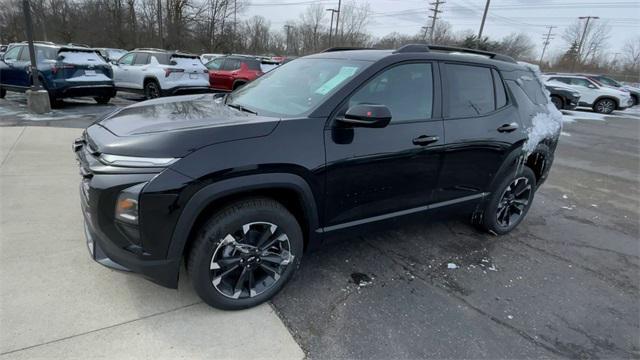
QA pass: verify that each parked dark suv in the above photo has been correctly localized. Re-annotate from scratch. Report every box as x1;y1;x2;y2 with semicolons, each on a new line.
0;42;116;105
74;45;560;310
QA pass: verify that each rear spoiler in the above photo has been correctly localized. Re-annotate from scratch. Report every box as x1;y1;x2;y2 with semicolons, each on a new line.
171;52;199;59
58;46;100;53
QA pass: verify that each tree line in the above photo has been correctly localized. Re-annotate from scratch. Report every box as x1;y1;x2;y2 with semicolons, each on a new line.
1;0;638;82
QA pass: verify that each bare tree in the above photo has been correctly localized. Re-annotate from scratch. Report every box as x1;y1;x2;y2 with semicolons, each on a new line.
498;32;535;60
562;19;611;65
621;36;640;72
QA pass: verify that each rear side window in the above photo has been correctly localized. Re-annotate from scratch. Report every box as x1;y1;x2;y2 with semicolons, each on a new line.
222;58;241;71
246;60;262;71
445;64;495;118
348;63;433;123
153;53;171;65
133;53;150;65
517;72;547;105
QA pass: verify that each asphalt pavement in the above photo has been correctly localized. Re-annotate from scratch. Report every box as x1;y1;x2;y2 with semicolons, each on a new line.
1;93;639;359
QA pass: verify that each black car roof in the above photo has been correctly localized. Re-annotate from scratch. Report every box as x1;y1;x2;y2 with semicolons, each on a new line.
304;45;523;71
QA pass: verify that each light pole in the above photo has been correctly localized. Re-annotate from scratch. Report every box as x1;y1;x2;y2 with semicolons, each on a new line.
284;24;293;55
22;0;50;113
327;8;338;47
572;16;599;71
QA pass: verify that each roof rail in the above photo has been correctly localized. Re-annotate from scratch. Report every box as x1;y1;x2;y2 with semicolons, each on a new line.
134;48;167;52
321;46;371;52
393;43;517;64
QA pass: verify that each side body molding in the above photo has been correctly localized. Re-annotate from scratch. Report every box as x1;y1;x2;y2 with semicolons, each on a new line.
166;173;322;260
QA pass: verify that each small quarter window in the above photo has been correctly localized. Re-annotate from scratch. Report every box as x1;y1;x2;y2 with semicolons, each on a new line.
492;69;507;109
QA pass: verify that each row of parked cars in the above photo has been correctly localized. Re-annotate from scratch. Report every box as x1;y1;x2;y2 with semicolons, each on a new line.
542;72;638;114
0;42;284;106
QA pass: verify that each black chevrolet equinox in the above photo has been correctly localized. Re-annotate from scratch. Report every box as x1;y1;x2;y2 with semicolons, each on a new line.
75;45;561;310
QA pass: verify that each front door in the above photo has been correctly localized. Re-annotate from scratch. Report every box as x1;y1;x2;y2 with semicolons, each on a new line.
0;46;30;88
113;52;135;88
323;62;444;230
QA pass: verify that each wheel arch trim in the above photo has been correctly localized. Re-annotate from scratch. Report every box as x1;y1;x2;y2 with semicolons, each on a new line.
166;172;321;260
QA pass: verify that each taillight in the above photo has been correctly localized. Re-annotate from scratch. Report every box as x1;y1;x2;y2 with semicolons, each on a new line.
51;63;75;75
164;68;184;77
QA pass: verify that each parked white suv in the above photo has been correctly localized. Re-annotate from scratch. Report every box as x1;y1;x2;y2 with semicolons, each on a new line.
542;74;632;114
113;49;210;99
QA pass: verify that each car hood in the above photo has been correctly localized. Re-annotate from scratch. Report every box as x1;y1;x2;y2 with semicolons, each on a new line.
86;93;280;158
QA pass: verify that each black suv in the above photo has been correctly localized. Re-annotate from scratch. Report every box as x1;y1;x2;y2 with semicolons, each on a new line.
74;45;560;310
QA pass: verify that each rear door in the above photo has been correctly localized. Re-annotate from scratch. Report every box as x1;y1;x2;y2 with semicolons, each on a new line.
437;63;523;203
218;58;241;90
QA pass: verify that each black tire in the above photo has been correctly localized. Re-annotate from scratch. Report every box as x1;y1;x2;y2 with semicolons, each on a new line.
0;87;6;99
94;96;112;104
232;81;246;91
188;197;303;310
48;94;62;108
631;95;638;107
550;95;563;110
144;80;161;99
480;166;536;235
593;98;616;114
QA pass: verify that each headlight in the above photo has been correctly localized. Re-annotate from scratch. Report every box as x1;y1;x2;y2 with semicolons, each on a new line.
115;183;146;224
99;154;178;167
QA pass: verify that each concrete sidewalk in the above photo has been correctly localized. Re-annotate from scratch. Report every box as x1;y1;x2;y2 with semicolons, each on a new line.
0;127;304;359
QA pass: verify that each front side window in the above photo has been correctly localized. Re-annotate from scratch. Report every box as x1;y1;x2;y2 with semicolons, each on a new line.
347;63;433;123
226;58;369;117
445;64;495;118
3;46;22;61
118;53;135;65
570;77;595;87
206;58;224;70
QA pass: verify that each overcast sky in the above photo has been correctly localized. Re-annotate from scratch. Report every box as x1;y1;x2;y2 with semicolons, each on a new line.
243;0;640;59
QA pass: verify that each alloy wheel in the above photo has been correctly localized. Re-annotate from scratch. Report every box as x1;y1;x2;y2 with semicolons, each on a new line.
595;99;614;114
146;83;160;99
209;222;294;299
496;177;532;228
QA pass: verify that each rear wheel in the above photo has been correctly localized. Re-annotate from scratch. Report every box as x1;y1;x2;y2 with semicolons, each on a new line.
144;80;161;99
232;81;246;91
593;98;615;114
94;96;112;104
631;95;638;106
480;167;536;235
0;87;6;99
550;95;563;110
188;197;303;310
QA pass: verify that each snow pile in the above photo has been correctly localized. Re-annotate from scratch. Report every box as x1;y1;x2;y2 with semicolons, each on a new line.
447;263;459;269
522;102;562;155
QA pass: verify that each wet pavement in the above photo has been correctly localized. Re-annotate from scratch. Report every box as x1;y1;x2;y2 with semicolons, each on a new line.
271;109;640;359
1;94;639;359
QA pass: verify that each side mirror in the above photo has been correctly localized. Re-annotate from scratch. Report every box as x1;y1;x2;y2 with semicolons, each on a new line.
336;104;392;128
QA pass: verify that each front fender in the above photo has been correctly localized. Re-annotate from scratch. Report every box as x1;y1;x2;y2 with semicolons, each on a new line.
166;172;321;260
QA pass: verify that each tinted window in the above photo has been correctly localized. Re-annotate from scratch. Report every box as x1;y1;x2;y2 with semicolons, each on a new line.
518;72;547;105
348;63;433;123
246;60;262;71
492;69;507;108
222;58;241;71
3;46;21;60
570;77;594;87
594;76;620;87
133;53;150;65
118;53;135;65
445;64;495;117
152;53;171;65
206;58;224;70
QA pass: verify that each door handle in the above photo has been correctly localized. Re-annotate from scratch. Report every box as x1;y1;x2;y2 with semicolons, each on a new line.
497;122;519;133
412;135;439;146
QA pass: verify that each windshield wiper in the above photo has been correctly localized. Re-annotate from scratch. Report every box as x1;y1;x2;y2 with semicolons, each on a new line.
227;103;258;115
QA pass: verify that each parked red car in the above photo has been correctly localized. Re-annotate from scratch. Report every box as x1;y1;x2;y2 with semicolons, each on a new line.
205;56;263;91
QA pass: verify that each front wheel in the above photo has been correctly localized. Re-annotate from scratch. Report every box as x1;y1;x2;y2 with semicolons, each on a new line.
480;167;536;235
94;96;112;104
550;95;563;110
593;98;615;114
188;198;303;310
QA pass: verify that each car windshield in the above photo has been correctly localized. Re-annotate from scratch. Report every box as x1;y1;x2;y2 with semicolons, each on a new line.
226;58;370;117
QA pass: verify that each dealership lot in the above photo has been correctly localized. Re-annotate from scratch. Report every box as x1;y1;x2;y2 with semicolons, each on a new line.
0;96;639;359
